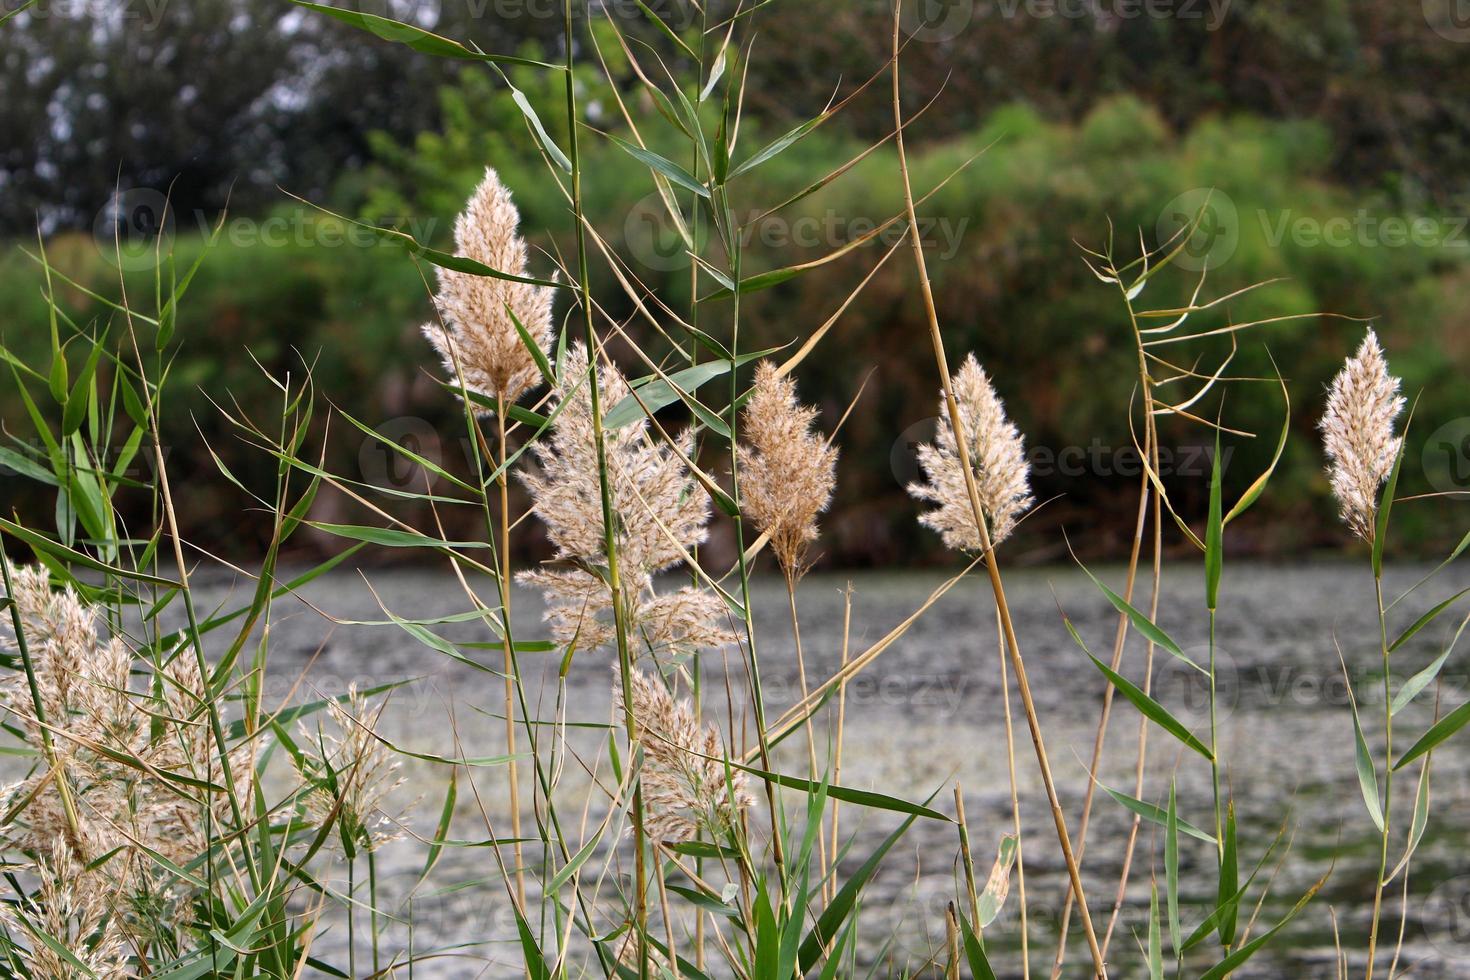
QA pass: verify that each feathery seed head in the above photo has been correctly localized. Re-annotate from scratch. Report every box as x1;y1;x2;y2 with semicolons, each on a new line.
423;167;554;407
737;361;839;578
0;565;258;963
518;345;734;654
1319;328;1405;541
297;685;406;854
907;353;1033;551
614;669;753;843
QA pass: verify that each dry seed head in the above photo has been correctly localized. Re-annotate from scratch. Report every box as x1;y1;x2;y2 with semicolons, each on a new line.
737;361;839;578
423;167;554;406
518;345;734;654
908;354;1033;551
0;566;256;961
1319;329;1404;541
613;669;753;843
298;685;407;853
4;840;131;979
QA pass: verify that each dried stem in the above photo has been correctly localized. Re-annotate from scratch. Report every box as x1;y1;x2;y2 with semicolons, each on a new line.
891;5;1106;975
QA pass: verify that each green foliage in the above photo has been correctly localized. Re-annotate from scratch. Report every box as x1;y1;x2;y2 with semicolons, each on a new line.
4;83;1468;561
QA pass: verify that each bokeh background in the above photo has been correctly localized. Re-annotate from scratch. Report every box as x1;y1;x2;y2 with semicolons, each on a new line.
4;0;1469;567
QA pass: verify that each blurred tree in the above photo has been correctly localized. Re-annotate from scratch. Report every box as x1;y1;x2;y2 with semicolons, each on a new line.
4;0;1470;236
739;0;1470;207
0;0;568;233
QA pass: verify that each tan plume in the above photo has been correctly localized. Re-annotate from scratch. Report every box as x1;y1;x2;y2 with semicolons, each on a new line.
423;167;555;407
1319;328;1405;541
908;353;1033;551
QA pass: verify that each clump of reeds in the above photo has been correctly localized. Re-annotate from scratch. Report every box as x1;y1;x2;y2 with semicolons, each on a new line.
423;166;555;407
518;344;733;655
1320;328;1405;541
613;669;752;844
0;565;254;970
907;352;1033;550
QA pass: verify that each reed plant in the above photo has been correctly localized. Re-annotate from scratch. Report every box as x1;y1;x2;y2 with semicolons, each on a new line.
0;1;1467;977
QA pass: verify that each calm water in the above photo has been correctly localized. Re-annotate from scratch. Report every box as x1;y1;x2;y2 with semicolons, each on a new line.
147;563;1470;976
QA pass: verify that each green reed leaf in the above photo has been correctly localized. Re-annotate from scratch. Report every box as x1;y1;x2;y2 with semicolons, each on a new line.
1197;870;1328;980
1075;557;1202;673
1148;880;1165;980
1072;628;1213;760
1102;783;1216;844
978;834;1017;927
1388;757;1431;883
306;522;491;550
958;911;999;980
1166;782;1182;952
1206;429;1223;610
798;812;922;972
1395;699;1470;770
289;0;559;68
606;133;710;198
1390;588;1470;653
1224;365;1290;525
1351;691;1384;831
1217;803;1239;947
1393;638;1459;716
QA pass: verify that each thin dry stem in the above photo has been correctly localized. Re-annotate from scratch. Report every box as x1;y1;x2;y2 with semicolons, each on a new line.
891;5;1106;973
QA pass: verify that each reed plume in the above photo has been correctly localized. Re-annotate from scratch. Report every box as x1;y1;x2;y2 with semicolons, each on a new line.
297;685;407;854
737;361;839;578
908;353;1033;550
423;167;555;406
614;669;753;843
0;566;256;968
519;345;733;654
0;841;130;979
1319;329;1405;541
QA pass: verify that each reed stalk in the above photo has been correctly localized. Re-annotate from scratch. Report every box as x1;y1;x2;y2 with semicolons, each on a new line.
891;5;1106;974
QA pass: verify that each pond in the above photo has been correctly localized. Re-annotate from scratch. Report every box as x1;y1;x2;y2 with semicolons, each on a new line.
160;561;1470;977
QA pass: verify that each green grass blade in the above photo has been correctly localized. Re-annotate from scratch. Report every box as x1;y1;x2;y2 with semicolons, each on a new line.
1389;588;1470;653
1074;557;1201;672
289;0;560;68
1395;699;1470;770
1217;803;1239;948
1206;430;1223;611
1102;782;1216;844
1166;781;1182;953
798;813;921;971
1082;648;1214;761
